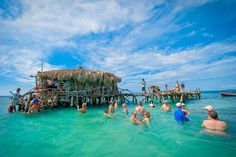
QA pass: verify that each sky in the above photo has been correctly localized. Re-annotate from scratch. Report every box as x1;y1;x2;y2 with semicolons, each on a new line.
0;0;236;95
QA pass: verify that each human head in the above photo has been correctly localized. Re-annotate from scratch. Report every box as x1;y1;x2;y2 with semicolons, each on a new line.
132;112;137;117
138;101;142;106
144;112;150;118
16;88;21;92
176;102;182;108
164;100;167;104
209;110;218;120
150;100;153;104
204;105;214;113
122;103;126;108
109;101;113;105
104;108;108;113
82;103;87;108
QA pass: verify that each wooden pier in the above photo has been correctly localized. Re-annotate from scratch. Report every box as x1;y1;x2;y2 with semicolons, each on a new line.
22;68;201;109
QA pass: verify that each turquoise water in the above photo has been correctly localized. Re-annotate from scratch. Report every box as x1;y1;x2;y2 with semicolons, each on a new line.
0;91;236;157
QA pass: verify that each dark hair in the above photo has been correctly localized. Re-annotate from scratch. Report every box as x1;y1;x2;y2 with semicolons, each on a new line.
209;111;218;120
138;101;142;106
17;88;21;92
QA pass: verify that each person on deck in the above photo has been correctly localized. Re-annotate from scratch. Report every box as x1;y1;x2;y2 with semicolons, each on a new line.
202;110;227;131
181;82;185;92
174;102;189;125
161;100;172;112
11;88;21;112
141;79;147;94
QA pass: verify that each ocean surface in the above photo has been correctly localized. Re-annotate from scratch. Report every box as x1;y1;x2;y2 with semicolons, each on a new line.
0;91;236;157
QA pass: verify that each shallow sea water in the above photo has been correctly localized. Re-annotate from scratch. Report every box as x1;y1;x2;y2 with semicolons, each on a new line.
0;91;236;157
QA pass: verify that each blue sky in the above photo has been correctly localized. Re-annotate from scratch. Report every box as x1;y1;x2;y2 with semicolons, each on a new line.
0;0;236;95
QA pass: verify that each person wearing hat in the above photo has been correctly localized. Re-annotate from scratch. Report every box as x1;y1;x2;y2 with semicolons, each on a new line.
174;102;189;124
202;110;227;131
204;105;214;119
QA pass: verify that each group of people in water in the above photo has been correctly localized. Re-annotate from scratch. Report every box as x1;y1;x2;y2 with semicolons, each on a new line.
9;86;227;132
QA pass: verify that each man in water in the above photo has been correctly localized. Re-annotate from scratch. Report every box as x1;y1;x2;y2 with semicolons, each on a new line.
204;105;214;119
134;101;146;120
202;110;227;131
174;102;189;125
141;79;147;94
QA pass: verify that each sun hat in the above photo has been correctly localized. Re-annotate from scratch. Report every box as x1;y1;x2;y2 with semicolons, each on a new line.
203;105;214;111
176;102;182;107
181;103;185;106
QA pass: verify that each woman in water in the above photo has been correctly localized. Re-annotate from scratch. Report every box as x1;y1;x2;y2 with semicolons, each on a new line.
130;112;142;124
109;101;114;113
149;100;155;108
77;103;87;113
122;103;128;115
114;99;118;109
161;100;172;112
143;112;151;127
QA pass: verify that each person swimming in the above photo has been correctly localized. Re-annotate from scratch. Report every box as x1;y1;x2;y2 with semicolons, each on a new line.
161;100;171;111
122;103;128;115
103;108;113;118
109;101;114;113
149;100;155;108
174;102;189;125
202;110;227;131
130;112;142;124
134;101;146;120
77;103;87;113
142;112;151;127
114;99;118;109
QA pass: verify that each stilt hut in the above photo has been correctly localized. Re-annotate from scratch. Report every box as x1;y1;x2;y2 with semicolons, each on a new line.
35;68;121;108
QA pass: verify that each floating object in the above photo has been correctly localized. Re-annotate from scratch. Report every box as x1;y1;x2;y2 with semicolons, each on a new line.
220;92;236;97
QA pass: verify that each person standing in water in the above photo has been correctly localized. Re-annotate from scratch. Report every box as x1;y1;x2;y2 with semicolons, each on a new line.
134;101;146;120
141;79;147;94
174;102;189;125
109;101;114;113
122;103;128;115
77;103;87;113
114;99;118;109
202;110;227;131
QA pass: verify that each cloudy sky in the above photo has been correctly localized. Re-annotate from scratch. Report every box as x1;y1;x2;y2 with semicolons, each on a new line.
0;0;236;95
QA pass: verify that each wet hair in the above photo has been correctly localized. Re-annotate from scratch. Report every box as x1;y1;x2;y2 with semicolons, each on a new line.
150;100;153;103
138;101;142;106
209;111;218;120
145;112;151;118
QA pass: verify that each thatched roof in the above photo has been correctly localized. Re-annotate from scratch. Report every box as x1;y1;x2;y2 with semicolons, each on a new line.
37;68;121;85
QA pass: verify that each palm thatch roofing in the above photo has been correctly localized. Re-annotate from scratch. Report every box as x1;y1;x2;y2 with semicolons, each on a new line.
37;68;121;85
